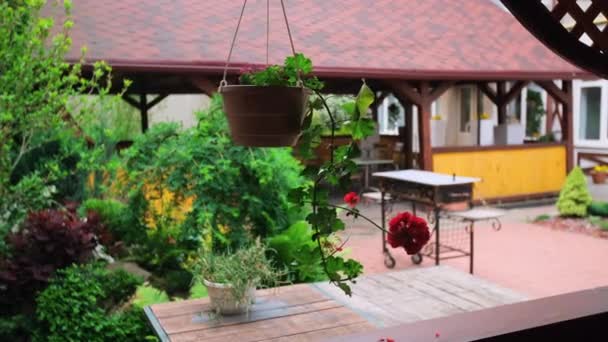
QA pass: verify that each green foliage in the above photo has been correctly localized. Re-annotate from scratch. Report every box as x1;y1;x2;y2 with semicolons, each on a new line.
267;221;326;283
526;90;545;137
35;263;156;342
588;201;608;217
239;53;324;90
0;314;34;342
123;96;306;252
133;285;170;308
533;214;551;222
80;198;143;245
0;0;128;250
193;240;283;307
557;167;592;217
288;77;377;296
589;216;608;231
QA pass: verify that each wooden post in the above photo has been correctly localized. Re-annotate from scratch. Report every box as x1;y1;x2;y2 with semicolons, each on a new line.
139;94;148;132
418;82;433;171
563;80;574;171
122;93;168;133
403;101;414;168
546;94;554;134
497;82;507;124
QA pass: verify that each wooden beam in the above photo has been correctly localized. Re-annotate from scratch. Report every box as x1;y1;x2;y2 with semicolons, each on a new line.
191;77;218;96
503;81;529;105
429;81;454;102
536;81;569;104
147;94;169;110
478;82;498;104
388;81;423;105
122;94;140;109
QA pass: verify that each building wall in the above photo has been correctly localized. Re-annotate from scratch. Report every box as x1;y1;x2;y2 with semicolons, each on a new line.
148;94;210;129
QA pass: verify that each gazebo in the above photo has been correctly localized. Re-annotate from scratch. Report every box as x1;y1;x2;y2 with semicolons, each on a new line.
55;0;590;201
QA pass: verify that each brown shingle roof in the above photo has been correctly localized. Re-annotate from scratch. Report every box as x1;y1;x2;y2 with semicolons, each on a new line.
53;0;586;80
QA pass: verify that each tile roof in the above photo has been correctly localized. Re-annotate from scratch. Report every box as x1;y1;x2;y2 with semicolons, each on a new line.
49;0;585;80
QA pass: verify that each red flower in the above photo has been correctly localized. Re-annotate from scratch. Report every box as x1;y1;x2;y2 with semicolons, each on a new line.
387;212;431;255
343;192;360;208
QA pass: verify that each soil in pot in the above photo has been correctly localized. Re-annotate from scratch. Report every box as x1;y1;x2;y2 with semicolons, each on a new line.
221;85;311;147
203;279;256;315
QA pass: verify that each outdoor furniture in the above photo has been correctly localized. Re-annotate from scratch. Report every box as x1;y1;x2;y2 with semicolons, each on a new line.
441;207;505;273
353;158;395;189
373;170;484;269
145;266;525;341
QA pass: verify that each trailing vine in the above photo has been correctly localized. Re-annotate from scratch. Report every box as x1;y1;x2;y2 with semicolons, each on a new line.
239;54;429;296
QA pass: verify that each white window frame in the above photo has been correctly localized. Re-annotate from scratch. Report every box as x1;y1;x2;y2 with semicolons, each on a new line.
573;80;607;148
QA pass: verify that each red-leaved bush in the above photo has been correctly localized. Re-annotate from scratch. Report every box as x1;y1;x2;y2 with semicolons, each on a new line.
0;207;100;306
387;212;431;255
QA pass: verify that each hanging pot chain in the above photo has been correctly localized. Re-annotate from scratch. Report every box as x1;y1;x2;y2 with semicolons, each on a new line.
220;0;248;91
280;0;303;87
220;0;303;91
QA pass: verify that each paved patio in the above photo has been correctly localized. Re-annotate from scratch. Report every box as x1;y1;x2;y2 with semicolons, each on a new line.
340;201;608;299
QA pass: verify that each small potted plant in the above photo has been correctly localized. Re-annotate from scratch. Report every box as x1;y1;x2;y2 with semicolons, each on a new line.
591;165;608;184
195;240;282;315
220;54;323;147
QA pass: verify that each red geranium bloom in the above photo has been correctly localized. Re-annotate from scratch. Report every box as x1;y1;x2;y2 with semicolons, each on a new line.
387;212;431;255
343;192;360;208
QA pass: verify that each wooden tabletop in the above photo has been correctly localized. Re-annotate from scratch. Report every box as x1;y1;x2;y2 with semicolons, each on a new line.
146;266;526;341
145;283;373;342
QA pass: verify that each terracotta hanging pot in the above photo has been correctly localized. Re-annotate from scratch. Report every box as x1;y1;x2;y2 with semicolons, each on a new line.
221;85;311;147
591;171;607;184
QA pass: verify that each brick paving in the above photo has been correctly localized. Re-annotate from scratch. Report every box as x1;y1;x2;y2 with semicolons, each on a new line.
339;202;608;299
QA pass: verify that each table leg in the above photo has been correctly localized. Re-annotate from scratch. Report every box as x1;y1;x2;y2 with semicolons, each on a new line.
469;222;474;274
364;165;370;189
434;207;440;266
381;191;395;268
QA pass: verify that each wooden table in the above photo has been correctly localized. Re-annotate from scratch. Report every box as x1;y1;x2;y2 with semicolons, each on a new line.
145;283;373;342
145;266;525;341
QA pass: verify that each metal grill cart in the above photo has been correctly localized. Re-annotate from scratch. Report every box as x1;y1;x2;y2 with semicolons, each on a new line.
373;170;504;273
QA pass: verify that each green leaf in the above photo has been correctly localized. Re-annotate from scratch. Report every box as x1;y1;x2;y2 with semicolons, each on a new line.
355;83;375;119
341;102;356;116
346;118;376;140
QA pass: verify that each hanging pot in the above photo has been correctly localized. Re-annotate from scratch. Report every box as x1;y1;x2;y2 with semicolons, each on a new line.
221;85;311;147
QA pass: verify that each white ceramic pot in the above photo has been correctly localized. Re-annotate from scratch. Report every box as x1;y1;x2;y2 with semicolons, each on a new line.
203;279;256;315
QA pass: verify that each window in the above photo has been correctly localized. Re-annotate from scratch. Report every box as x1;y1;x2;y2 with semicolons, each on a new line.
579;87;601;141
460;88;471;132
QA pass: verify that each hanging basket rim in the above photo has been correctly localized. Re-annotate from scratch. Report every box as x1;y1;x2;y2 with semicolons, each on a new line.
220;84;312;93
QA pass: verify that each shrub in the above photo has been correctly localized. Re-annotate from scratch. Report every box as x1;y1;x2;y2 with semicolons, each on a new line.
557;167;592;217
588;201;608;217
34;263;155;342
267;221;326;283
123;95;306;252
80;198;143;246
0;207;100;308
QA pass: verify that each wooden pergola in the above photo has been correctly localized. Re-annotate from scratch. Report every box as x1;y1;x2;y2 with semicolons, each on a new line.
48;0;591;199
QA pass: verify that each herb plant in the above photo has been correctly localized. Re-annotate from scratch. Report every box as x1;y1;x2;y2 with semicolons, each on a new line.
193;240;283;309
